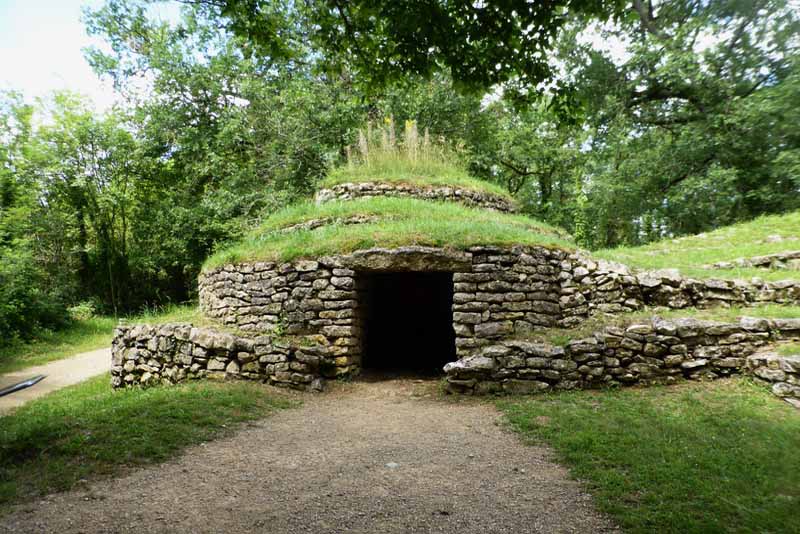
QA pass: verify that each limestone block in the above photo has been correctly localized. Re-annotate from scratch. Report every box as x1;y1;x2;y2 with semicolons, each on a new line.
502;379;550;394
474;321;513;338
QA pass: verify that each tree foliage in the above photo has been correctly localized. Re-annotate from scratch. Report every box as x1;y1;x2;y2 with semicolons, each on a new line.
0;94;68;340
561;0;800;245
191;0;624;95
0;0;798;343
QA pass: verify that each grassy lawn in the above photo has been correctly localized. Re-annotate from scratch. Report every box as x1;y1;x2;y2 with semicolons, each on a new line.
0;374;294;510
596;210;800;282
499;379;800;533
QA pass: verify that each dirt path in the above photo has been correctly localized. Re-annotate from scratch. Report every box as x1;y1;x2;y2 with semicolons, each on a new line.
0;378;617;534
0;348;109;414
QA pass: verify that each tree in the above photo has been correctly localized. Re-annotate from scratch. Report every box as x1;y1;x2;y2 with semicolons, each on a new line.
0;92;67;342
485;102;585;227
553;0;800;246
32;93;140;314
179;0;625;98
84;1;371;305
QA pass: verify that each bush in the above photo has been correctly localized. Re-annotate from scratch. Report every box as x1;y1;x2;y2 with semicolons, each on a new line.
67;301;96;321
0;245;66;346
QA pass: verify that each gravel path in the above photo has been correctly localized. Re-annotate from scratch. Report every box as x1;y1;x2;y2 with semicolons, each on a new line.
0;377;617;533
0;348;110;414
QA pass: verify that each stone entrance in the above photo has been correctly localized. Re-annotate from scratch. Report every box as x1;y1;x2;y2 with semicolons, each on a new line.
361;272;456;374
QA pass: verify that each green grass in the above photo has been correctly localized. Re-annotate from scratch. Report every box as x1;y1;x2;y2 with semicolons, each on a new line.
129;303;204;325
500;379;800;533
321;142;512;199
597;210;800;282
0;374;294;510
0;317;117;374
777;342;800;356
0;304;201;375
205;197;574;269
521;305;800;346
253;196;565;237
129;304;262;337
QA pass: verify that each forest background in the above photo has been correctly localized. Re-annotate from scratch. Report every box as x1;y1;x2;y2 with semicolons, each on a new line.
1;0;798;345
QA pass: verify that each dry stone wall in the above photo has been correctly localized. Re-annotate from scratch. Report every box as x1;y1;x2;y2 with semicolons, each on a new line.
452;246;800;356
564;256;800;325
709;251;800;271
198;258;360;335
452;246;564;357
199;246;470;338
199;259;364;377
315;182;517;213
199;244;800;364
445;317;800;402
110;323;338;391
746;350;800;408
114;244;800;395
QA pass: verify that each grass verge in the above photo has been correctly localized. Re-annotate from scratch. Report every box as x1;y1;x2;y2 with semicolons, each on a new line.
596;210;800;282
0;317;117;374
499;379;800;533
205;197;573;269
0;374;294;511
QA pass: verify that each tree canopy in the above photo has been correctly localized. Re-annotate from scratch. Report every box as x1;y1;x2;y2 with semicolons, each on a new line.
0;0;798;343
197;0;623;93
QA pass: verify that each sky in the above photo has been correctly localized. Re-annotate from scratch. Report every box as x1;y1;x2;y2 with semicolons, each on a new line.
0;0;179;111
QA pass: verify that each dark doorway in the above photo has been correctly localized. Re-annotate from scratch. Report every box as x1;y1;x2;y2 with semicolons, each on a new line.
362;272;456;375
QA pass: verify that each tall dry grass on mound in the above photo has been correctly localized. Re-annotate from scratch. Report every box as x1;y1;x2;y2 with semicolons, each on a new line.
346;118;457;170
324;118;510;197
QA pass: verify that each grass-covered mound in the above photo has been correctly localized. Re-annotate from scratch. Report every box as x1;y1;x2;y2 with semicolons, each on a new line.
596;210;800;282
205;123;567;269
204;197;574;270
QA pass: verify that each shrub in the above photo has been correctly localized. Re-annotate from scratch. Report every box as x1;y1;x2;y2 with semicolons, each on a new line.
0;245;66;346
67;301;97;321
